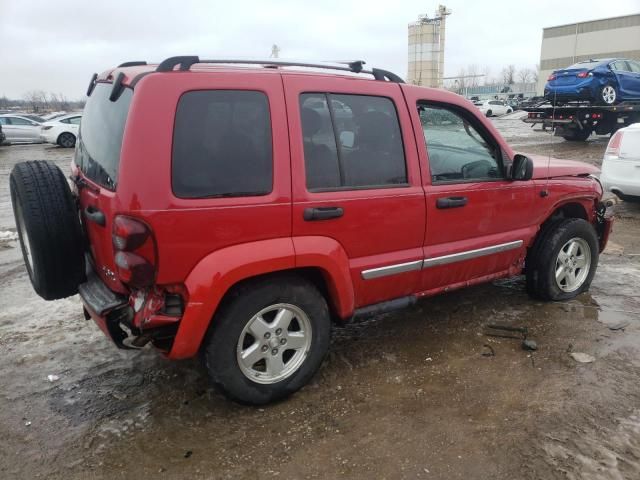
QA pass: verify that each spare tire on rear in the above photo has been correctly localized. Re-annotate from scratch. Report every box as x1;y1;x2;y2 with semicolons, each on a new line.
10;161;85;300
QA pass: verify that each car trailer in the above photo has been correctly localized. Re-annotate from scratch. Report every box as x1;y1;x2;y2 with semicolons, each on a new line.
522;101;640;141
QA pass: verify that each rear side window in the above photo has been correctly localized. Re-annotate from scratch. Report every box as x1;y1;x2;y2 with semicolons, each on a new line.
172;90;272;198
299;93;407;191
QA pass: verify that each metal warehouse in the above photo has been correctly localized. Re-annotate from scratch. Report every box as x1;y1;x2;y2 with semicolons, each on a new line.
536;13;640;94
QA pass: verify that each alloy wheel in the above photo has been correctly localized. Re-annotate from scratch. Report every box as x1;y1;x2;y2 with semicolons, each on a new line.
555;237;591;292
236;303;313;384
601;86;616;104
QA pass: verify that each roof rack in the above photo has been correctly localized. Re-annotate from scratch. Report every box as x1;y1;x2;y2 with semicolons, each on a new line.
154;56;405;83
118;61;147;67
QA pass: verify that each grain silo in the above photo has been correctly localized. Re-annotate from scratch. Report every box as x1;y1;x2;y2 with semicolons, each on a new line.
407;5;451;88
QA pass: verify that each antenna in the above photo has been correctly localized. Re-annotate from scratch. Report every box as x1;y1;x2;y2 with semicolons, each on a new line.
542;87;558;198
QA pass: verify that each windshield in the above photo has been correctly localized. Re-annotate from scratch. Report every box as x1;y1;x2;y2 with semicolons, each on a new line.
75;83;132;189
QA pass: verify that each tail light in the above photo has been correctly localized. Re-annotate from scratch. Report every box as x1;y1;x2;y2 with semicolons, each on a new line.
605;131;624;157
112;216;157;288
547;74;556;81
576;71;591;78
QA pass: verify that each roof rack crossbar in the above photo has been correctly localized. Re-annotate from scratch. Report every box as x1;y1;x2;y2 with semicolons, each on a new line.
154;56;405;83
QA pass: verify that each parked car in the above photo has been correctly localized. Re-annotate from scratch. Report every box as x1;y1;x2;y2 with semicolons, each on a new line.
600;123;640;202
0;123;5;145
474;99;513;117
544;58;640;106
9;57;613;405
40;113;82;147
520;96;546;108
0;114;43;144
41;111;68;121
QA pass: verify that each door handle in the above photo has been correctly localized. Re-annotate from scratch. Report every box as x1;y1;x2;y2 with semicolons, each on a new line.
436;196;468;209
84;205;106;226
303;207;344;221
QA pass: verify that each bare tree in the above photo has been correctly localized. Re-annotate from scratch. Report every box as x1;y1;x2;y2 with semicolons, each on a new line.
466;64;481;88
501;64;516;85
517;68;536;84
532;64;539;84
49;92;70;111
23;90;49;112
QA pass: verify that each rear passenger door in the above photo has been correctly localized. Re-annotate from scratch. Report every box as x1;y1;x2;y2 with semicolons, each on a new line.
283;75;426;308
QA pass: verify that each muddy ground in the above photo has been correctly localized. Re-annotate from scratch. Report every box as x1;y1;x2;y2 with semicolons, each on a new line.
1;119;640;480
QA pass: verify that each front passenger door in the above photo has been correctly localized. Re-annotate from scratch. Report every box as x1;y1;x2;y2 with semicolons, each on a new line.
414;102;536;293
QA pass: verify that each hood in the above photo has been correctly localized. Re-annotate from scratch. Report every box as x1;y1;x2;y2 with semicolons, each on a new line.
524;154;599;179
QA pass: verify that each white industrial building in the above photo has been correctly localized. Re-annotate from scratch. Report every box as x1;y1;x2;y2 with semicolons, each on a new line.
537;13;640;94
407;5;451;88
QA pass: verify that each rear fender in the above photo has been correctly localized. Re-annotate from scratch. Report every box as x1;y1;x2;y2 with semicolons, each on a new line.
293;236;355;319
169;238;296;359
168;236;355;359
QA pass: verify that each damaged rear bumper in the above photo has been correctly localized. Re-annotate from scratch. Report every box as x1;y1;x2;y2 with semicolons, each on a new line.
78;265;132;348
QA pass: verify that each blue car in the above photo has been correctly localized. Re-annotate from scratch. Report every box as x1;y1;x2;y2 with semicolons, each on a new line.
544;58;640;105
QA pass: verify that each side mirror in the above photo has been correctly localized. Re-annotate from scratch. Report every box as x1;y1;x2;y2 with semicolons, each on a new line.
511;154;534;181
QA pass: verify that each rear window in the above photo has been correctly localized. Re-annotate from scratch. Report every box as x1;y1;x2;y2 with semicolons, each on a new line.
76;83;132;190
172;90;273;198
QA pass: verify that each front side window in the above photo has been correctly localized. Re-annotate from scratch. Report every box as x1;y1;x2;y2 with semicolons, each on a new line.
172;90;273;198
68;116;82;125
418;104;503;183
299;93;407;191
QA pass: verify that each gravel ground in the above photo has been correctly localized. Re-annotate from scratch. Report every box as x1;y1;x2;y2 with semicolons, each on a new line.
1;119;640;480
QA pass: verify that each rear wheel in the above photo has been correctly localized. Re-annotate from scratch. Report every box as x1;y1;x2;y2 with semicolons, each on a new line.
526;218;599;301
598;84;618;105
486;109;492;117
203;274;331;405
57;132;76;148
562;128;591;141
10;161;85;300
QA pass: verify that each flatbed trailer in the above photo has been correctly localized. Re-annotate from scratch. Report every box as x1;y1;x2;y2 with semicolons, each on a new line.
522;102;640;141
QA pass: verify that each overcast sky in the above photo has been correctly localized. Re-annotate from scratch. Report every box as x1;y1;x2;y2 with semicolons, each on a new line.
1;0;638;99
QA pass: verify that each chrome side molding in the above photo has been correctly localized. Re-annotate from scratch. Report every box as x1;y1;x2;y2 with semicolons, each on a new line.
361;240;524;280
422;240;524;268
361;260;423;280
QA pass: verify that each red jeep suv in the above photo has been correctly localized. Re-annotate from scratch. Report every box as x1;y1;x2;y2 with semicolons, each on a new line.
10;57;613;404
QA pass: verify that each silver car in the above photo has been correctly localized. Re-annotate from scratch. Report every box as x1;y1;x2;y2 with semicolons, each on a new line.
0;114;43;144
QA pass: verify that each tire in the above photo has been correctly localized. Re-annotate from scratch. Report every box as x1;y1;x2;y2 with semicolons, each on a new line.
598;84;618;105
486;110;492;117
506;108;513;114
203;274;331;405
10;161;85;300
57;132;76;148
526;218;599;301
562;128;591;141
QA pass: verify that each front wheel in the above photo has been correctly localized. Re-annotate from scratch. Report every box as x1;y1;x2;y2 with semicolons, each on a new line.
526;218;599;301
486;109;492;117
203;274;331;405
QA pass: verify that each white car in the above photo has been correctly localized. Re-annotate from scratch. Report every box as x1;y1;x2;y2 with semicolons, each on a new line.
0;114;43;143
600;123;640;202
40;113;82;148
473;100;513;117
